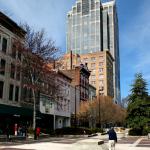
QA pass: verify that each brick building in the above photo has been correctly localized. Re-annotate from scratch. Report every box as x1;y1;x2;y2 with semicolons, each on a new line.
61;51;114;98
62;64;90;102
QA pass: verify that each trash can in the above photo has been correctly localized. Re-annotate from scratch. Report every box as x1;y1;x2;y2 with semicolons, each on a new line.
148;133;150;139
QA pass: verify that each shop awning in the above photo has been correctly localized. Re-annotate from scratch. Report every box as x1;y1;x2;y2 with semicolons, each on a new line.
0;104;33;117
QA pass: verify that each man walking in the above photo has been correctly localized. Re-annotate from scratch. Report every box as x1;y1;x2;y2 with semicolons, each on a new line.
108;127;117;150
6;125;10;142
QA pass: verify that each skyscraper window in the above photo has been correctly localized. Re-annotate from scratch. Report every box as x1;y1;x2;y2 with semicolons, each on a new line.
82;0;89;15
77;2;81;13
91;0;95;10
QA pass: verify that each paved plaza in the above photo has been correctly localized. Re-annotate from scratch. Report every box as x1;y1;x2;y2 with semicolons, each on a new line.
0;135;150;150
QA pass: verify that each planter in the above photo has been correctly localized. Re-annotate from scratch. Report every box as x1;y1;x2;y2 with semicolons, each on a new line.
116;132;125;138
63;135;88;138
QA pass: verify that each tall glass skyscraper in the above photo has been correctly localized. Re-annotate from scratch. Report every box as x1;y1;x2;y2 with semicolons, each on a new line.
66;0;121;104
67;0;103;54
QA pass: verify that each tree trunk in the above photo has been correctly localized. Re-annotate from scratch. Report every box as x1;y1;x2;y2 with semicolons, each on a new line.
33;89;36;129
32;89;37;140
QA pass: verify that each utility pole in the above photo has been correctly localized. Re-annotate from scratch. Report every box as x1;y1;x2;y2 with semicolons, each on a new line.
75;85;77;128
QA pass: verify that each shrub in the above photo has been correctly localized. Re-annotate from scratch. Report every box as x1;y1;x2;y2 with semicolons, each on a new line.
129;127;150;136
55;127;93;135
40;128;53;134
91;128;104;133
129;128;142;136
142;127;150;135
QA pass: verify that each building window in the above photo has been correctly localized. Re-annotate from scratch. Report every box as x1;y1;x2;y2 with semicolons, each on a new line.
16;66;20;80
99;80;104;86
99;56;104;61
91;81;96;85
109;6;113;13
50;102;53;108
2;38;7;53
83;58;88;62
12;44;16;59
91;0;95;10
99;62;103;66
10;63;15;78
100;93;104;96
0;81;4;99
99;68;103;73
0;59;6;75
43;100;46;107
77;2;81;13
99;74;104;79
82;0;89;15
91;63;96;69
91;75;96;80
15;86;19;102
68;100;70;111
18;51;21;60
91;57;96;62
92;69;96;73
22;87;27;100
9;84;14;101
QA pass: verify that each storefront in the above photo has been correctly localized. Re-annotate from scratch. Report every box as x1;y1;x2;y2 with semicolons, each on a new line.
0;104;32;134
0;104;54;135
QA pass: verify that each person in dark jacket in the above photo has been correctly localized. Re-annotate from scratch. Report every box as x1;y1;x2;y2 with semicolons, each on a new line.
6;125;10;141
107;127;117;150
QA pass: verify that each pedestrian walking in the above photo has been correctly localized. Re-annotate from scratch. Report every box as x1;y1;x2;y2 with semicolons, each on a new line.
22;126;26;137
6;125;10;141
107;127;117;150
36;127;40;139
14;123;18;136
18;126;22;136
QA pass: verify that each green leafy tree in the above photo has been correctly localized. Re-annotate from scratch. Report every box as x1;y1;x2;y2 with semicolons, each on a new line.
126;73;150;133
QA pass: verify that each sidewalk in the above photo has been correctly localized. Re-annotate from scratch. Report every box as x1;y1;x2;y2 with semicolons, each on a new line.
0;135;86;146
0;134;150;150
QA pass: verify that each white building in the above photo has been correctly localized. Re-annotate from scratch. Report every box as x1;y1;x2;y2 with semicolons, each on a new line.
40;70;72;129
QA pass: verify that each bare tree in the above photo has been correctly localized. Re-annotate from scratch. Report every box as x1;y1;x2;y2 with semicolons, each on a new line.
14;24;61;139
78;96;126;128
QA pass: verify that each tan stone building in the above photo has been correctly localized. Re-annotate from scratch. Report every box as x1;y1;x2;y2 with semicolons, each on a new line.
60;51;114;98
0;12;25;106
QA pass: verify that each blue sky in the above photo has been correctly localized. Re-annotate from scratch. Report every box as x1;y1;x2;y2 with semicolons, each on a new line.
0;0;150;98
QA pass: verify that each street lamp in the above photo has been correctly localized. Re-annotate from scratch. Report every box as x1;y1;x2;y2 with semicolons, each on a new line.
98;89;102;128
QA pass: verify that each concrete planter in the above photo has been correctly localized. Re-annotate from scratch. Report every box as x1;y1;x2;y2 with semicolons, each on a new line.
116;132;125;138
63;135;88;138
148;133;150;139
27;134;34;139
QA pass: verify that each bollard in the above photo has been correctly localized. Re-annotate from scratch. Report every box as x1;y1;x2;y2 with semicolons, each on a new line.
98;140;104;145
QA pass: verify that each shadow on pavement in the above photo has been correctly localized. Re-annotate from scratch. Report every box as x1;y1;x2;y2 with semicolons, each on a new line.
0;148;34;150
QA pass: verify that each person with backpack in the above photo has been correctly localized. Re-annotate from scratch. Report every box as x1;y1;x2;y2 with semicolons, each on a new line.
107;127;117;150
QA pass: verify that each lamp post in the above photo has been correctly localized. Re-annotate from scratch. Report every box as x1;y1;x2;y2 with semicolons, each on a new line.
98;90;101;128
